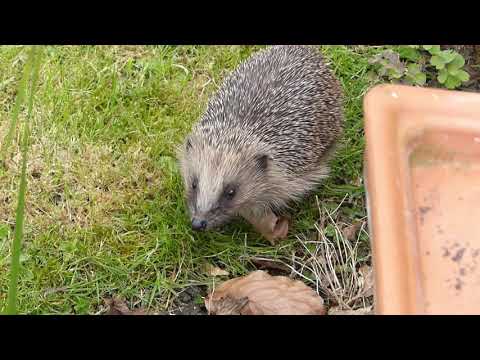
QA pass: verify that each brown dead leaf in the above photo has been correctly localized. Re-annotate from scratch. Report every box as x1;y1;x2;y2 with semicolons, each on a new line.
205;270;326;315
358;264;374;297
342;221;363;241
328;305;373;315
250;258;291;273
352;177;363;186
104;297;147;315
206;295;249;315
203;263;230;277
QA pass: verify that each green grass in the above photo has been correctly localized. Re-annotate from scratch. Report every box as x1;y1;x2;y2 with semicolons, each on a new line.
5;46;42;314
0;45;386;314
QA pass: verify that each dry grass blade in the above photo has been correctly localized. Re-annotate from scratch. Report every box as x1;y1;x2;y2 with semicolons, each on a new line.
292;200;373;311
246;196;373;313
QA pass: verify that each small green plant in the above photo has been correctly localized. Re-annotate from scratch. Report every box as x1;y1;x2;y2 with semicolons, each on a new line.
422;45;470;89
369;45;470;90
368;49;425;86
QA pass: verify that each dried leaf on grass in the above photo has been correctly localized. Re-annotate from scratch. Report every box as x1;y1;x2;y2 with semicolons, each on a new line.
104;297;147;315
326;265;374;314
250;257;291;273
358;264;374;298
205;270;326;315
205;295;249;315
341;221;363;241
203;263;230;277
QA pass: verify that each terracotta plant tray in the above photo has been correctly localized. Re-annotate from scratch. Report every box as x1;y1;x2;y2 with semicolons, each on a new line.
364;84;480;315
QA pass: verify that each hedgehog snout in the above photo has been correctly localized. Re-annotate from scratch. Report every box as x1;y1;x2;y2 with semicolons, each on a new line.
191;218;208;231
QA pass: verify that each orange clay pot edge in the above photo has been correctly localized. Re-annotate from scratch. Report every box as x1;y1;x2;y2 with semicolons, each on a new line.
364;84;480;314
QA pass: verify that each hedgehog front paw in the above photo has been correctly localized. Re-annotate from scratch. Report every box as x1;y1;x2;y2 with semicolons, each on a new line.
241;209;290;246
264;216;289;245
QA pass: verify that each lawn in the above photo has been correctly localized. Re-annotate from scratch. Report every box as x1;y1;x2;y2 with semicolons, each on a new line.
0;45;385;314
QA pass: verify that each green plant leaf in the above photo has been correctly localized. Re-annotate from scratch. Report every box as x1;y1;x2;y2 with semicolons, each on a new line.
324;224;336;238
430;55;446;69
387;67;403;79
445;76;461;89
423;45;441;54
398;47;421;61
449;54;465;70
448;68;460;76
377;67;387;77
379;59;389;67
369;50;408;82
366;70;379;81
456;69;470;82
407;63;421;74
368;54;383;65
437;69;448;84
415;72;427;85
385;50;401;64
438;50;456;63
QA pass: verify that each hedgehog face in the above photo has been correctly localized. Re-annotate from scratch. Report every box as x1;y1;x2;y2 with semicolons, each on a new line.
187;178;241;231
178;136;271;232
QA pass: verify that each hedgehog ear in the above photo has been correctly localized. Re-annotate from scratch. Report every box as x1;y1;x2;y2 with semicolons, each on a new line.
185;138;192;152
255;154;270;171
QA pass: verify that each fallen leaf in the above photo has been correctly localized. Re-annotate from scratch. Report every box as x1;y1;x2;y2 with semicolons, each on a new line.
352;177;363;186
104;297;147;315
250;258;291;273
206;295;249;315
203;263;230;277
328;305;373;315
205;270;326;315
342;221;363;241
358;264;374;297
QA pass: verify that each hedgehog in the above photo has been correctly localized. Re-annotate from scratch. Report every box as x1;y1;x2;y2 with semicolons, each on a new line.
177;45;344;244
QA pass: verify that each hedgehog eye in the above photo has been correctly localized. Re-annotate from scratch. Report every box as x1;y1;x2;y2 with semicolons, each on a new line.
225;188;236;200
